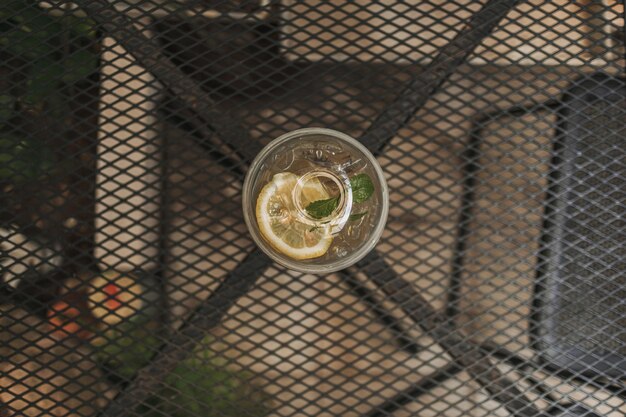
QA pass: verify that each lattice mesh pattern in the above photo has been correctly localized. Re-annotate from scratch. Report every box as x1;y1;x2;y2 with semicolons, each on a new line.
1;1;625;416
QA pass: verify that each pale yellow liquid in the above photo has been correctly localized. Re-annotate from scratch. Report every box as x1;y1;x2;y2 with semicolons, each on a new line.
255;139;379;261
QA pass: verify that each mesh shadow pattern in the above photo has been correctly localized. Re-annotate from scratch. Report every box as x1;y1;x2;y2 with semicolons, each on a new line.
0;1;625;416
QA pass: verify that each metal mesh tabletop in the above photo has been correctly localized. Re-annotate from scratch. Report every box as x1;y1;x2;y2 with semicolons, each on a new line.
1;1;625;416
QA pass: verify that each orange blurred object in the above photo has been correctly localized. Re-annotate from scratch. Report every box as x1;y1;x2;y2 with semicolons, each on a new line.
102;283;123;311
47;297;94;340
88;271;145;326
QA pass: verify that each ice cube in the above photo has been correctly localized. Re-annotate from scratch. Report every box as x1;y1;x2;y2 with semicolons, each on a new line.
332;245;349;258
272;149;295;170
341;156;367;174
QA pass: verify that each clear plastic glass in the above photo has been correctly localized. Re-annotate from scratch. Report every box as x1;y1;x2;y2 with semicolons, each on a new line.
242;128;389;273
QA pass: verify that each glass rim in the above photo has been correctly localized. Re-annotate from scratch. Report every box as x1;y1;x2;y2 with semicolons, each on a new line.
242;127;389;274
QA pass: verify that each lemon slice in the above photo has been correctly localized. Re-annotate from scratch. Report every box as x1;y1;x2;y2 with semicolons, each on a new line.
256;172;333;260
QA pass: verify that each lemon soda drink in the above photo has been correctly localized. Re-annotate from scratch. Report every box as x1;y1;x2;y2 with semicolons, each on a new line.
243;128;389;273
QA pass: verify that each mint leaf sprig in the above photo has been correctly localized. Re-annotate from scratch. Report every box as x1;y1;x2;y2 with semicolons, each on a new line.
305;173;374;220
305;197;339;219
348;212;368;221
349;173;375;204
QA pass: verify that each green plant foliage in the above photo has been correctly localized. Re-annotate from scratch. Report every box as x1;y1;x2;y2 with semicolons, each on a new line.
137;357;273;417
23;58;64;105
0;95;14;125
66;16;97;40
62;49;99;83
94;322;273;417
94;322;161;382
0;134;54;181
0;0;99;182
0;28;52;59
